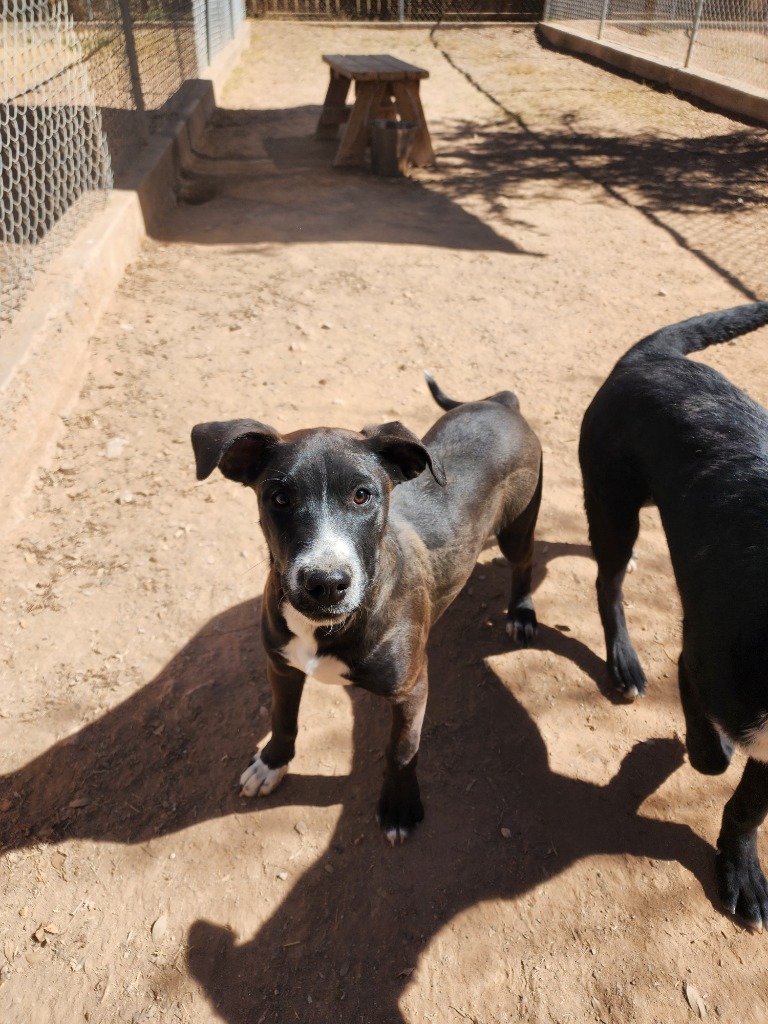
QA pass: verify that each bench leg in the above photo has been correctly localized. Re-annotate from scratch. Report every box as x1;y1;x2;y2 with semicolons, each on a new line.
316;71;351;141
333;80;387;168
392;80;435;167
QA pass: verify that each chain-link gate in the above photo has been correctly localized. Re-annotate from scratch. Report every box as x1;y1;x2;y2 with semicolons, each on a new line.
2;0;245;331
544;0;768;94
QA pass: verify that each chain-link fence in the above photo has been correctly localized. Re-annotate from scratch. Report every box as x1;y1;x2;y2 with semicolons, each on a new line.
2;0;111;324
248;0;543;22
2;0;244;330
544;0;768;94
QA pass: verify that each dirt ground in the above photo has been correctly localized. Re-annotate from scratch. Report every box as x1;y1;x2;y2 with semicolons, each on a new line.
2;21;768;1024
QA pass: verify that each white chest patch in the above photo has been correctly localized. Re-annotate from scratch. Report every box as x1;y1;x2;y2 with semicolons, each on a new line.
281;604;352;686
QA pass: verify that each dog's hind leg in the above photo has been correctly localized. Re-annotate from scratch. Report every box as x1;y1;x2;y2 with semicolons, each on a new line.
678;653;734;774
497;463;542;647
716;758;768;931
583;481;647;698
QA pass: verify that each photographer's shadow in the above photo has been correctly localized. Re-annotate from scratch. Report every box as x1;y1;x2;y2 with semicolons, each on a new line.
185;573;712;1023
0;540;711;1024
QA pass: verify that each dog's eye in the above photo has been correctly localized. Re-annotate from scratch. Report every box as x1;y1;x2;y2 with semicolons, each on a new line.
273;491;290;507
353;488;372;506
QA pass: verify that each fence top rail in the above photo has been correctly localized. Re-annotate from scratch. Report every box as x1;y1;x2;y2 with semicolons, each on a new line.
322;53;430;80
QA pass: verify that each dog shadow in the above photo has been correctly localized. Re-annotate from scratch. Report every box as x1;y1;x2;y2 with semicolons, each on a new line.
0;540;711;1023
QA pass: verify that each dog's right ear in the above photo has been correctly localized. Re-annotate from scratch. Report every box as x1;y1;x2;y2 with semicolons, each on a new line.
191;420;281;485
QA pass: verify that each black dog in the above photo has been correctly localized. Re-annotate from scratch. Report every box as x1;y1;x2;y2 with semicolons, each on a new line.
579;300;768;929
192;376;542;843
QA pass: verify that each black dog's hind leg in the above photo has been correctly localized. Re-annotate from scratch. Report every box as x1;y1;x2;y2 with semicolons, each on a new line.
498;463;542;647
583;481;647;699
378;664;428;845
717;758;768;931
678;654;734;774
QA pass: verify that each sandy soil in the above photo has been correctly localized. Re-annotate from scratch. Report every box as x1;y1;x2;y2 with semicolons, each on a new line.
2;22;768;1024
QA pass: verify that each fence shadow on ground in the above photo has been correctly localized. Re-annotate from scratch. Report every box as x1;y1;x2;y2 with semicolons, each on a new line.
0;539;716;1021
430;117;768;300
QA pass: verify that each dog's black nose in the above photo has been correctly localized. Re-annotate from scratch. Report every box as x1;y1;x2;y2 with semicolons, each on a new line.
302;568;351;605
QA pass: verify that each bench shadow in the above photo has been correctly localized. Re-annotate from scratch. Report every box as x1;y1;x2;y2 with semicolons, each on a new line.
140;104;543;257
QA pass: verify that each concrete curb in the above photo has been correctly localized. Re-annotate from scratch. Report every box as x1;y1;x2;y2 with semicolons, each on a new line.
538;22;768;125
0;21;251;528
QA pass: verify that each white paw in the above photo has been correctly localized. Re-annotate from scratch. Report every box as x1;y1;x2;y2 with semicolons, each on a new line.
239;754;288;797
626;550;638;573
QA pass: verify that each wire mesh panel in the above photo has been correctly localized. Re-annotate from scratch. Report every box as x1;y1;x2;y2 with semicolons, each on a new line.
248;0;543;21
545;0;768;95
1;0;112;325
2;0;244;331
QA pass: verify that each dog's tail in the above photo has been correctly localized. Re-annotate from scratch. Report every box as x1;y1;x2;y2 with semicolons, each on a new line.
424;371;463;411
618;300;768;368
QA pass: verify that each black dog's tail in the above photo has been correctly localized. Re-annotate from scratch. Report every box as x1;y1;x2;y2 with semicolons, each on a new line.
424;371;463;411
618;300;768;369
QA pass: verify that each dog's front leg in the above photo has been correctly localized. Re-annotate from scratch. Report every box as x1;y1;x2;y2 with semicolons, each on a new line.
240;656;305;798
716;757;768;931
378;663;428;845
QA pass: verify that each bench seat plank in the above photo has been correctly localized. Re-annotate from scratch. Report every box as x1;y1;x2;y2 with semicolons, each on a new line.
322;54;430;82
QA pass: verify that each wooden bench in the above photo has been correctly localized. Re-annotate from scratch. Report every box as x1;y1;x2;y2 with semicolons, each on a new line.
316;54;435;169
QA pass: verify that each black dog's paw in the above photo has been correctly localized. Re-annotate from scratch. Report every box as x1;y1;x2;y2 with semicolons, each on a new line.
377;777;424;846
608;641;647;700
716;833;768;932
506;607;538;647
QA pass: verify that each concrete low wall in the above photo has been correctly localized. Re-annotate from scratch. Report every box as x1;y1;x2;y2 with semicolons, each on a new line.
538;22;768;126
0;21;250;528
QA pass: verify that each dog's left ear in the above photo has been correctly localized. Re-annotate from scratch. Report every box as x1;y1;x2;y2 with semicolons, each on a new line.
191;419;282;485
362;421;446;486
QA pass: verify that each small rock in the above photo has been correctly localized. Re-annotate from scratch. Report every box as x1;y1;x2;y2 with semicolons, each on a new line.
105;438;129;459
294;821;308;836
116;491;134;505
500;827;512;839
150;914;168;945
277;872;288;881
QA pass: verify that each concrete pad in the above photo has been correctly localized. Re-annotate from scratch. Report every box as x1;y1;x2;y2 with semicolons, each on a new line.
539;23;768;125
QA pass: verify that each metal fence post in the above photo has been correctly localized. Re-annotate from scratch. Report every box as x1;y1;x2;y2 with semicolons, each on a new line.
598;0;611;38
116;0;150;145
398;0;405;23
685;0;706;67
